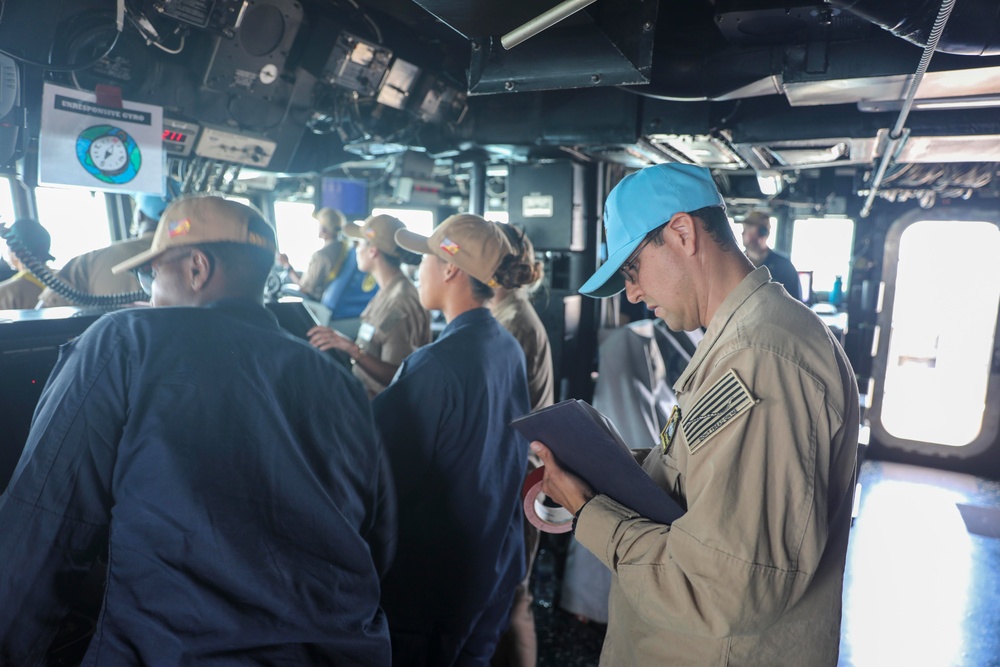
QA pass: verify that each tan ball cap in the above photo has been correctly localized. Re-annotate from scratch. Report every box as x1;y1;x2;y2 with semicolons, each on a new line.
394;213;512;288
112;196;276;274
342;214;407;258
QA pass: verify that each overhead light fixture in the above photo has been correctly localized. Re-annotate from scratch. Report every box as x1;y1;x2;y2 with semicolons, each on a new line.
757;170;783;196
501;0;598;49
859;95;1000;112
912;96;1000;110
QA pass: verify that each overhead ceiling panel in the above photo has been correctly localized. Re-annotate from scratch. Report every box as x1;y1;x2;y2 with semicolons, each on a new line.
411;0;657;95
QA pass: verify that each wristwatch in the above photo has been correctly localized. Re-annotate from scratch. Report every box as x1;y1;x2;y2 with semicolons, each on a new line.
350;343;366;366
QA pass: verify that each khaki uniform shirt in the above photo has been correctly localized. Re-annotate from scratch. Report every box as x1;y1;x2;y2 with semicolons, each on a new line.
0;271;45;310
576;267;859;667
492;290;555;412
299;240;349;300
353;273;430;397
38;235;153;307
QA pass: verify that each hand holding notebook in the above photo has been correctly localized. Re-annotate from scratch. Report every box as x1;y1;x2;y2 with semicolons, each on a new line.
511;399;685;526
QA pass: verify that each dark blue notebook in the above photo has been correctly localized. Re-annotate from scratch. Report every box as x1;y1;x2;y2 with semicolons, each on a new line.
511;399;685;525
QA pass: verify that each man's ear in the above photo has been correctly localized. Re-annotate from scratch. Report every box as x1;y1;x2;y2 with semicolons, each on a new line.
665;212;698;257
189;249;214;291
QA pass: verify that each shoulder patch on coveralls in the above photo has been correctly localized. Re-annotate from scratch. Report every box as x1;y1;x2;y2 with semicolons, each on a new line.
681;368;757;454
660;404;681;454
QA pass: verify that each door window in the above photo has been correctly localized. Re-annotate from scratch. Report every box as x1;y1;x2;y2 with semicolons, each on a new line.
877;219;1000;447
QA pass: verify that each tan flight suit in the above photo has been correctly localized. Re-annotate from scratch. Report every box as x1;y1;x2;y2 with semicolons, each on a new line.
492;289;555;413
576;267;860;667
0;271;45;310
352;273;430;397
299;240;349;300
37;235;153;307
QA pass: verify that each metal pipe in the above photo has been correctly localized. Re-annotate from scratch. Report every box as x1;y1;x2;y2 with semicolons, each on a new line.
860;0;956;218
469;160;487;216
501;0;597;50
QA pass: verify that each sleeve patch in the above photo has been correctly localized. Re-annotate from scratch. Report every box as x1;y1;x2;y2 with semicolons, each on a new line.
681;368;757;454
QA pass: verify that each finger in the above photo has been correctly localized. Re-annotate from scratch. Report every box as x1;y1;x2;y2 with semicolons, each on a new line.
529;441;551;463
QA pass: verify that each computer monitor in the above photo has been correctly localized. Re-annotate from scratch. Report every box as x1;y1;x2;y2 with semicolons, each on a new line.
320;177;369;220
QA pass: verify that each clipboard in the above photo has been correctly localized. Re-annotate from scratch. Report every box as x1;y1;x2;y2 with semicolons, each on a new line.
511;399;685;526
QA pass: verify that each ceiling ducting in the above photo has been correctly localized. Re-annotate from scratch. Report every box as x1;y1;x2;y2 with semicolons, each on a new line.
828;0;1000;56
634;2;1000;107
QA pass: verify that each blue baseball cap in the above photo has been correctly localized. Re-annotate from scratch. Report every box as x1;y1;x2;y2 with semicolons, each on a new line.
135;193;171;220
134;179;181;221
579;163;725;298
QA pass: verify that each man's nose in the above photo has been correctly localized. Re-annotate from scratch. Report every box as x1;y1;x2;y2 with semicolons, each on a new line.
624;279;642;304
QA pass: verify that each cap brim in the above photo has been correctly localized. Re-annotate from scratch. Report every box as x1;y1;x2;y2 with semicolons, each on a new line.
342;222;365;240
394;228;431;256
111;246;166;274
578;235;644;298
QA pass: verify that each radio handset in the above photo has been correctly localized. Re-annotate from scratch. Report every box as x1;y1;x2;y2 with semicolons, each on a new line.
0;223;147;308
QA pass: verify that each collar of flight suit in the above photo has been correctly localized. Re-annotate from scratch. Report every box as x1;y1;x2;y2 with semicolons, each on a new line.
673;266;772;395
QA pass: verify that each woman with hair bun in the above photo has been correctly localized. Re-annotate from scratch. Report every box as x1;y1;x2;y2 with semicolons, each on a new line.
490;223;555;413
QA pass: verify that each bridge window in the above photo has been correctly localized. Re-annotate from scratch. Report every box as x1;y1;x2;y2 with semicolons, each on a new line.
34;186;111;269
789;217;855;296
273;200;324;273
0;177;14;225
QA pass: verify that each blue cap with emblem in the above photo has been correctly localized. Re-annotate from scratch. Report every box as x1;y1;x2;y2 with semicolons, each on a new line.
579;163;725;298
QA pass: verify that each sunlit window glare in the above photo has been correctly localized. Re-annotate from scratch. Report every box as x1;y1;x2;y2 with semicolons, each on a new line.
790;217;855;294
273;201;323;271
843;480;972;666
35;186;112;269
0;178;14;226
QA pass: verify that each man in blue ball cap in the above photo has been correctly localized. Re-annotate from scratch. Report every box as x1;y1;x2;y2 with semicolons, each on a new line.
532;163;860;666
